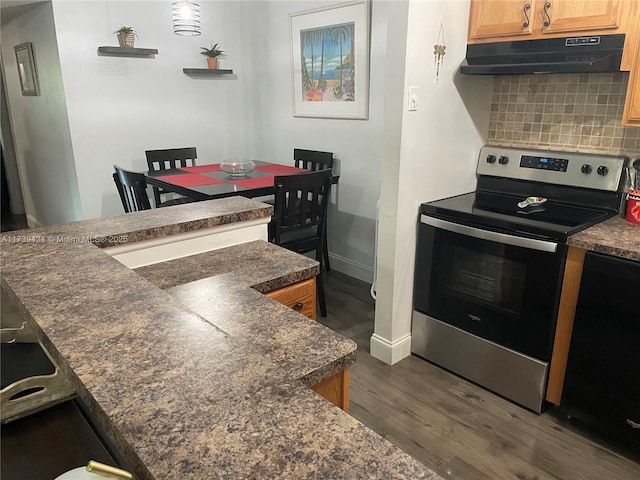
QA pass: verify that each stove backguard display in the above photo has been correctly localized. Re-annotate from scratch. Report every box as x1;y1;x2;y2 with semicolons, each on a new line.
520;155;569;172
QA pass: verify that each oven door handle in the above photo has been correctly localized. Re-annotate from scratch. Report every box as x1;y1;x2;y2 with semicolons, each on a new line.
420;215;558;253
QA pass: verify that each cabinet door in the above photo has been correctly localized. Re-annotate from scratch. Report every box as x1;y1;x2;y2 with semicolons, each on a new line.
266;277;316;320
468;0;536;41
311;368;350;412
541;0;620;35
623;34;640;126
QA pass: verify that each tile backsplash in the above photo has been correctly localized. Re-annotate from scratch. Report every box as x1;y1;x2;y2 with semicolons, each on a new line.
487;73;640;159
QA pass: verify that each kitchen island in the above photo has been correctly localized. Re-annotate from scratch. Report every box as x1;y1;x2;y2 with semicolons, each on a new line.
0;197;441;480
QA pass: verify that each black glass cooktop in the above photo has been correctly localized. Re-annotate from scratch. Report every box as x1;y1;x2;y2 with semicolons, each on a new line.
420;191;613;242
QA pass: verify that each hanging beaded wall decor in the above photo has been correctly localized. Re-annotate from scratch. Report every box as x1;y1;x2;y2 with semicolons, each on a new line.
434;20;446;84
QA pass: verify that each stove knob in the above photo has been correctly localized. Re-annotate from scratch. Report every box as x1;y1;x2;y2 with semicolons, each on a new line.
597;165;609;176
581;164;593;174
486;154;496;164
498;155;509;165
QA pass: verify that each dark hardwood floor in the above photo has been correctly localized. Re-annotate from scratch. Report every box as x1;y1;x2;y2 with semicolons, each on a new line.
320;270;640;480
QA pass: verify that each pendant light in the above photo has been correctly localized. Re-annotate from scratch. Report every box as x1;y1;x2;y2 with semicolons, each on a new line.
172;0;201;36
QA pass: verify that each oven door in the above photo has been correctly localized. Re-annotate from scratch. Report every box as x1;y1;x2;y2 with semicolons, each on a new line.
413;214;566;361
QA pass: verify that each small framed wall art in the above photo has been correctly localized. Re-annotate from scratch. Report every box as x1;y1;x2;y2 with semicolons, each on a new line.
14;42;40;96
290;0;370;119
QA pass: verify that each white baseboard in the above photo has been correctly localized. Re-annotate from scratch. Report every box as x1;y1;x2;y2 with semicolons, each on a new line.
370;332;412;365
328;252;373;284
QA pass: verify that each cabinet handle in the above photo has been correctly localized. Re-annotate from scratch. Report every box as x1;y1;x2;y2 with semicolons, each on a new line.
543;1;552;27
292;302;304;311
522;3;531;28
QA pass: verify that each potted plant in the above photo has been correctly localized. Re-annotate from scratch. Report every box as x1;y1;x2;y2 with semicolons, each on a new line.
200;42;226;69
114;26;136;48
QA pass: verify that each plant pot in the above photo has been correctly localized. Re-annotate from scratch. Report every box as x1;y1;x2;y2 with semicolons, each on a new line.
207;57;219;69
117;33;135;48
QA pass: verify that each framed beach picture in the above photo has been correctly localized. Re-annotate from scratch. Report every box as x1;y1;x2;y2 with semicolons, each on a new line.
14;42;40;96
290;0;370;119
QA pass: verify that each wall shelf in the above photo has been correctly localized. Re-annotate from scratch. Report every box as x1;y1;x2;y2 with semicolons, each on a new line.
98;47;158;56
183;68;235;77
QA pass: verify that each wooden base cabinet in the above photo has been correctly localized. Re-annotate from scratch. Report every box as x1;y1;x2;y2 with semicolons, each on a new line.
266;277;316;320
311;368;350;412
546;246;586;405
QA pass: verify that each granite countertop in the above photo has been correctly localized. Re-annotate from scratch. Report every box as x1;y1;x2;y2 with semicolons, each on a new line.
0;198;441;480
134;240;347;388
568;216;640;262
1;196;273;248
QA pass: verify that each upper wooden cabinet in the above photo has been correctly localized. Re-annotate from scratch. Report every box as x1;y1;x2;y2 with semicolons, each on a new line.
468;0;621;42
541;0;620;35
468;0;537;40
623;34;640;126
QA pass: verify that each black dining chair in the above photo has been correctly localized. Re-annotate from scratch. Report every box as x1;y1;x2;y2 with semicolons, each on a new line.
113;166;152;213
293;149;334;272
269;169;332;317
145;147;197;208
294;148;334;172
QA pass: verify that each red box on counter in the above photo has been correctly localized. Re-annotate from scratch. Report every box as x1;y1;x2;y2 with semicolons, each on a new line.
625;189;640;224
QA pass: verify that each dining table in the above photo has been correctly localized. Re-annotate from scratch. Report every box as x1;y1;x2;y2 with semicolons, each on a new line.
144;161;338;201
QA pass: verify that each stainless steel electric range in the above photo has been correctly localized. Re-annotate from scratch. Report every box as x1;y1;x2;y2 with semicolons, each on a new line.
412;145;627;413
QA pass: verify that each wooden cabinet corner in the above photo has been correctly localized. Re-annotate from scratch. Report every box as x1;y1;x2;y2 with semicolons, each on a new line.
265;277;317;320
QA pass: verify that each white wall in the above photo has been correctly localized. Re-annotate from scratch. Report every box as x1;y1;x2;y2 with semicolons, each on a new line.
371;0;493;364
1;1;82;226
51;0;244;220
232;0;405;283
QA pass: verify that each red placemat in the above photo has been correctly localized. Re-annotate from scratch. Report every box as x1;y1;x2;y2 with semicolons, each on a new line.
157;174;223;187
178;164;221;174
227;176;275;189
255;164;307;175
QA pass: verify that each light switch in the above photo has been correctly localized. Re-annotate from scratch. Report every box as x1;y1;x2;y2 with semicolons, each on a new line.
408;86;418;111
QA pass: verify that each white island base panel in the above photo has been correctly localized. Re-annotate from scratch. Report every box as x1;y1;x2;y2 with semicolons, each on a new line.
103;217;269;268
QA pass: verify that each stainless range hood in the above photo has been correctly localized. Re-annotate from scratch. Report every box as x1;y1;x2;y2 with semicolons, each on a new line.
460;34;625;75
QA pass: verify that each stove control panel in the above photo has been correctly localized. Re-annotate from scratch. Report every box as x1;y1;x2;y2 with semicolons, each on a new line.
520;155;568;172
477;145;627;192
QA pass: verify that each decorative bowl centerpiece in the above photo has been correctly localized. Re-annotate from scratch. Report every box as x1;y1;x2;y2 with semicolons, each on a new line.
220;160;256;178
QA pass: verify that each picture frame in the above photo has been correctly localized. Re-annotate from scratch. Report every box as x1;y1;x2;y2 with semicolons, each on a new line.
290;0;370;119
14;42;40;96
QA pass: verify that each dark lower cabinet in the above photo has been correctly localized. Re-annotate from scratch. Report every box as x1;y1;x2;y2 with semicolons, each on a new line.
560;251;640;451
1;399;119;480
